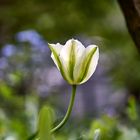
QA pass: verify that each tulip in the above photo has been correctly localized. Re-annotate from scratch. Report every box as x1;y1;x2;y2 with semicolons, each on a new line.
48;39;99;85
28;39;99;139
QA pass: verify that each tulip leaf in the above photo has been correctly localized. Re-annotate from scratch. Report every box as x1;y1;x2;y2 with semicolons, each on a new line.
38;106;54;140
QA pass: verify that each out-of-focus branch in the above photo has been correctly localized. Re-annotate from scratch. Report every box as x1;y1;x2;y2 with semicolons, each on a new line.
118;0;140;53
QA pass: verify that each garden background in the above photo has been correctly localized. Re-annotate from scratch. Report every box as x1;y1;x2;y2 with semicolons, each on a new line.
0;0;140;139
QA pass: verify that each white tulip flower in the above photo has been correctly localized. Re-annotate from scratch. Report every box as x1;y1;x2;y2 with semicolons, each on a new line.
48;39;99;85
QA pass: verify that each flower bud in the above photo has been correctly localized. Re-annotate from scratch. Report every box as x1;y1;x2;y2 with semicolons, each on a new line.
48;39;99;85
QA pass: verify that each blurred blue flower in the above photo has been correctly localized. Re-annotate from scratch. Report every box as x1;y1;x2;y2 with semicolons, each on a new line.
2;44;16;57
16;30;48;52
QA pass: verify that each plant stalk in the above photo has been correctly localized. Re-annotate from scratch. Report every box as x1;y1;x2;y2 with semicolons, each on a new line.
51;85;77;133
27;85;77;140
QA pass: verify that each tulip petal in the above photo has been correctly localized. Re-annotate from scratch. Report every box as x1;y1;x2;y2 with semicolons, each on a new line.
60;39;85;82
48;43;72;83
48;43;63;70
80;45;99;84
76;45;99;84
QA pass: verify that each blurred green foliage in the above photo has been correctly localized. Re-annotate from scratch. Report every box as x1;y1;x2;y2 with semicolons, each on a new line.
89;116;121;140
0;0;125;44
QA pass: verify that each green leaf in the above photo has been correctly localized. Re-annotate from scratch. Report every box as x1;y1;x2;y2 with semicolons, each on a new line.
38;106;54;140
127;96;138;121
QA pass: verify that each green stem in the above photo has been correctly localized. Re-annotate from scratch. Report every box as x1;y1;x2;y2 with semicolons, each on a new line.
51;85;77;133
27;85;77;140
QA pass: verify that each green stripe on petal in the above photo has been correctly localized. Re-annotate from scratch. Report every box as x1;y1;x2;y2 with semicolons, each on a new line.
80;46;99;84
68;40;76;81
77;47;97;83
48;44;72;84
